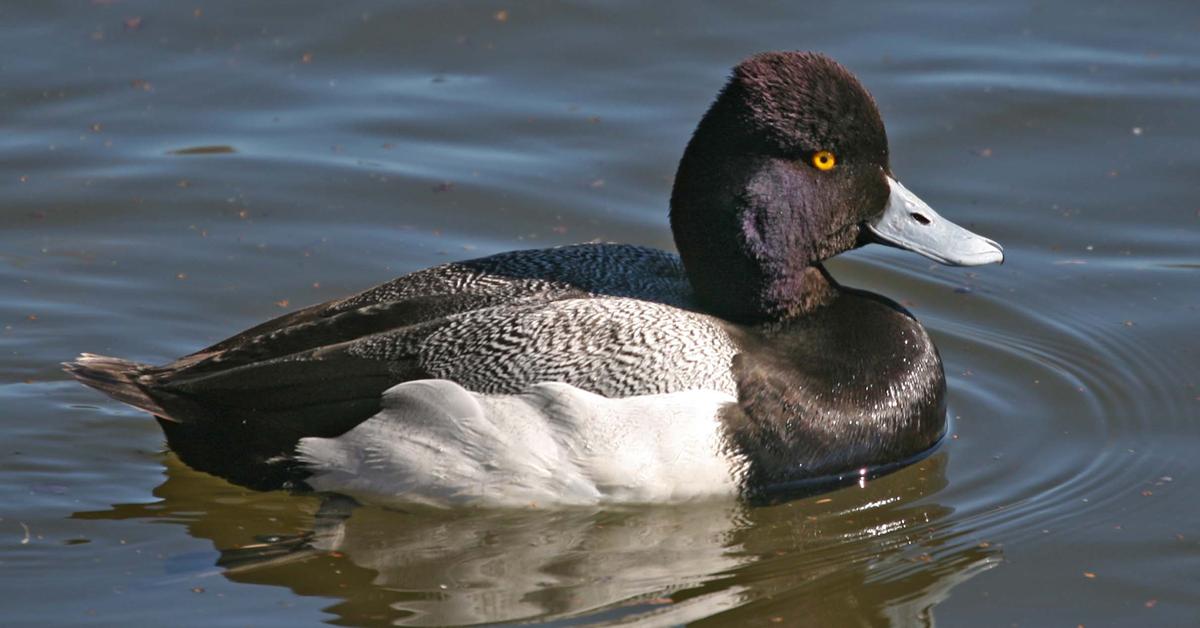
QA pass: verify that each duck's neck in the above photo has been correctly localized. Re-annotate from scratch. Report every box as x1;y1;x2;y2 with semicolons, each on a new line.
757;263;840;321
681;253;840;324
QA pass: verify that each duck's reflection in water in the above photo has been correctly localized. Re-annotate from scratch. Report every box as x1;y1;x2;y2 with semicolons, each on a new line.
75;453;999;625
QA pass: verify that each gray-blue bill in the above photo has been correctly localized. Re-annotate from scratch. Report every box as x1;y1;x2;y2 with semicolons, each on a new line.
868;177;1004;266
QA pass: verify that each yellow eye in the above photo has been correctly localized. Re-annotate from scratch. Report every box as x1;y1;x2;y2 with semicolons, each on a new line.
811;150;837;171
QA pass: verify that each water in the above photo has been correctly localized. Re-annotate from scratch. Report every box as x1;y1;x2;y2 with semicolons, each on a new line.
3;1;1198;625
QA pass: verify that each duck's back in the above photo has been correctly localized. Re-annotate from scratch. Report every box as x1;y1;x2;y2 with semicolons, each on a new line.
322;243;737;395
68;244;740;488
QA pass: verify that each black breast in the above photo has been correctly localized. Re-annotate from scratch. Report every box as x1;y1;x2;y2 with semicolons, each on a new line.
720;287;946;497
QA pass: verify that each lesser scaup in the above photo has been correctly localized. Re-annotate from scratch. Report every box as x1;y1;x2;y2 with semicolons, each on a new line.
67;52;1002;506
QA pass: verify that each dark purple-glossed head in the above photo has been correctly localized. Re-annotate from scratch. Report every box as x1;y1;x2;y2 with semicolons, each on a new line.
669;52;1001;323
669;52;889;322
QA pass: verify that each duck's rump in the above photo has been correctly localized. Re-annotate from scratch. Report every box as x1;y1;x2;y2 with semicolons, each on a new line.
67;244;740;489
66;350;412;489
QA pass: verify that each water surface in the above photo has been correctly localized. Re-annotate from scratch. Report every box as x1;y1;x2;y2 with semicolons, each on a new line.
3;1;1198;625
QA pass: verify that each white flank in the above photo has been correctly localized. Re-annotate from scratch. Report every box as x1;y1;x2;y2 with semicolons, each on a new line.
296;379;745;507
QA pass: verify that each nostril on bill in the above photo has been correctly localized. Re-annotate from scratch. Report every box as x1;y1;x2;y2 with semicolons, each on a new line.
910;212;931;225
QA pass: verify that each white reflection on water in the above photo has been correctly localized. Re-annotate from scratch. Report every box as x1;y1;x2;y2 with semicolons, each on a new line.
76;454;1000;625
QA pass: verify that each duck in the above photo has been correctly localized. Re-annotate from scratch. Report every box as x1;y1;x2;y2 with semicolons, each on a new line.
66;52;1002;507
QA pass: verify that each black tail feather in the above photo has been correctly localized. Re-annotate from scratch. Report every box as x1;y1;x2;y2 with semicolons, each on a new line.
63;354;169;418
64;351;413;491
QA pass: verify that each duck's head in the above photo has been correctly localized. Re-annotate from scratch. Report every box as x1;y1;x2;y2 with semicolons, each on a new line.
670;52;1002;323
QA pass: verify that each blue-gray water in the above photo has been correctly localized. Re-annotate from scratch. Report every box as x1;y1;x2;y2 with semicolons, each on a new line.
3;1;1198;625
